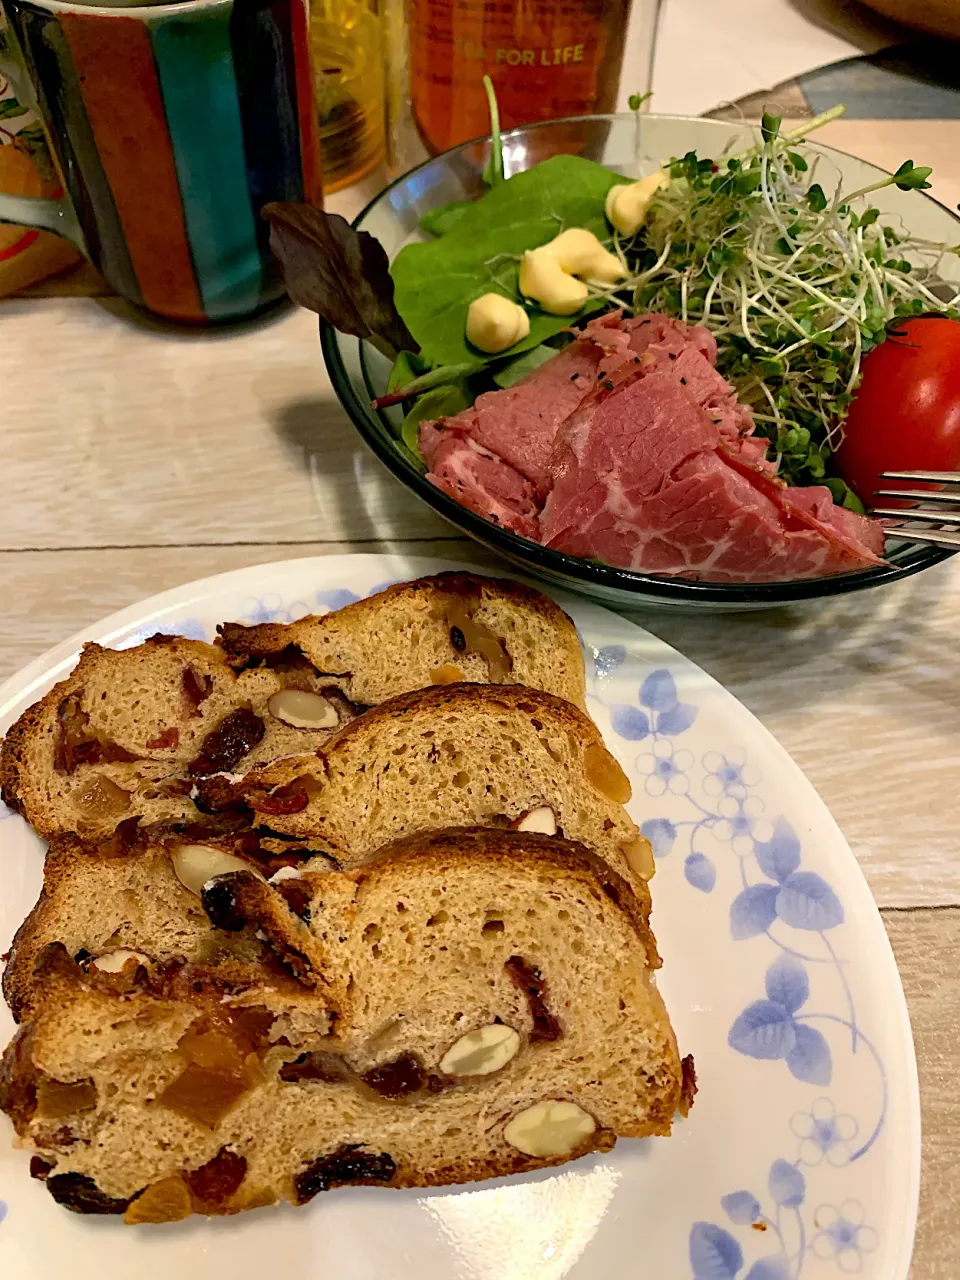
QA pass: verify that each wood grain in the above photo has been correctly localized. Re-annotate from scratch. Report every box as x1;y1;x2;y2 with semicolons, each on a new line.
639;555;960;910
0;300;454;551
0;173;430;554
883;907;960;1280
0;540;494;679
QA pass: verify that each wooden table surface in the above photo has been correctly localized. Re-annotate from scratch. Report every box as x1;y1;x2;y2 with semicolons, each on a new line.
3;125;959;1277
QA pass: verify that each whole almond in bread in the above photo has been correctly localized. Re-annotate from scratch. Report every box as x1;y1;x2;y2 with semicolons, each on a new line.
0;830;686;1222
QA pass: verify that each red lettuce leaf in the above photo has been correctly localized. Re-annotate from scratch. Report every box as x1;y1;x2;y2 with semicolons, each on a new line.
263;202;418;357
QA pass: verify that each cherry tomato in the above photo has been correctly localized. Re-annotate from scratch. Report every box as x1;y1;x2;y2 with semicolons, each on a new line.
835;315;960;506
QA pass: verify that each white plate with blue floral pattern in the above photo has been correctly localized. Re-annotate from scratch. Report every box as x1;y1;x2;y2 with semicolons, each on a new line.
0;554;919;1280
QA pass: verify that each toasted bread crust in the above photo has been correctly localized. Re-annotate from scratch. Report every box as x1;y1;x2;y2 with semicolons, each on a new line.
0;699;34;818
325;680;601;751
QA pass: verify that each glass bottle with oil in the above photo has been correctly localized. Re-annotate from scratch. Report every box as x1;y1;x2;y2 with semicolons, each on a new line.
311;0;385;191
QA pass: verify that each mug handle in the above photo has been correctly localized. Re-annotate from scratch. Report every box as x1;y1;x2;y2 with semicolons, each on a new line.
0;15;84;250
0;190;83;247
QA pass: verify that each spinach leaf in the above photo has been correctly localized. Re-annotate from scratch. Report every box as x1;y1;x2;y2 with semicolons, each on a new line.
492;343;561;387
388;350;429;392
390;154;621;366
400;383;472;465
824;476;866;515
263;202;417;357
376;359;484;408
419;200;473;238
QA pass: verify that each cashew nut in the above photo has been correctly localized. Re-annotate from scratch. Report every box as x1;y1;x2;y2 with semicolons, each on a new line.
605;170;670;237
519;227;624;316
465;293;531;353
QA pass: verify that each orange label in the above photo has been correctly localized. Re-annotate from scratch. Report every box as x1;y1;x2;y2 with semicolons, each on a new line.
407;0;630;153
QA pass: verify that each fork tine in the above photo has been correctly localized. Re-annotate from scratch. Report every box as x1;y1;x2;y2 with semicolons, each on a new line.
873;507;960;525
883;527;960;550
874;489;960;504
880;470;960;486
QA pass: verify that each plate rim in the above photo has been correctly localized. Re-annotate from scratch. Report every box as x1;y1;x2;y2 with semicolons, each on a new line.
0;551;922;1277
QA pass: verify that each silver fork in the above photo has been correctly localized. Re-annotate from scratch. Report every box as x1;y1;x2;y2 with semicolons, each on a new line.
872;471;960;550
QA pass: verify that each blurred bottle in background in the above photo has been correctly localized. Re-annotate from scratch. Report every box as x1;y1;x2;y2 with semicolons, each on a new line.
404;0;649;157
381;0;416;176
312;0;385;192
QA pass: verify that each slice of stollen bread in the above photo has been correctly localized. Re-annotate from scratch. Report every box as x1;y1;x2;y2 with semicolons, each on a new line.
0;829;690;1224
1;573;585;842
198;684;650;881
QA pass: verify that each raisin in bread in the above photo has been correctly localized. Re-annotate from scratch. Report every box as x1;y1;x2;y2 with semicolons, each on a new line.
0;830;687;1223
1;573;584;842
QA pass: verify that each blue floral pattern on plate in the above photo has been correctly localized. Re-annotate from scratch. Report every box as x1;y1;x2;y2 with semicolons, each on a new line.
0;556;918;1278
589;640;892;1278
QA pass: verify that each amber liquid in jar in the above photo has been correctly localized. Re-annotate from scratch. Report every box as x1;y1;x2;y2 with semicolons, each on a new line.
312;0;386;192
406;0;632;155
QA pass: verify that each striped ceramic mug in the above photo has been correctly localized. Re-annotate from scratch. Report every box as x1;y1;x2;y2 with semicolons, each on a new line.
0;0;321;321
